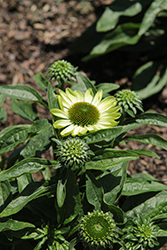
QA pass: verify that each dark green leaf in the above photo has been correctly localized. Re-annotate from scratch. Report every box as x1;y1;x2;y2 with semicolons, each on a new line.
97;2;142;32
0;180;11;211
125;191;167;219
83;23;140;61
122;178;167;196
0;182;50;217
83;127;123;144
99;161;128;204
71;72;97;95
96;83;120;97
47;82;59;110
86;149;138;170
0;84;48;108
86;171;103;210
57;179;66;208
0;158;60;181
124;133;167;151
138;0;167;36
0;107;7;122
33;73;48;91
0;219;35;232
55;170;81;225
0;94;6;106
0;125;31;155
11;99;38;122
20;125;54;158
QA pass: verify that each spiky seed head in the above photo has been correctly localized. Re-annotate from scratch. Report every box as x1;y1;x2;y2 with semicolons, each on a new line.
115;89;143;117
78;210;121;250
47;59;77;84
55;137;91;170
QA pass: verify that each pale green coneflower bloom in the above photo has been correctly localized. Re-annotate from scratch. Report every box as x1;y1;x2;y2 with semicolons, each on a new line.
51;88;120;137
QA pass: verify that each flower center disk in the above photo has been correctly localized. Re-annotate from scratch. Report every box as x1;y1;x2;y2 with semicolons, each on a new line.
68;102;100;126
85;215;110;240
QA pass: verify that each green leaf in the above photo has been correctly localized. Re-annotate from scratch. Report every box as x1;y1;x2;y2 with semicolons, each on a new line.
131;173;159;182
122;178;167;196
11;99;38;122
96;83;120;97
0;180;11;211
0;84;48;108
71;72;97;95
0;125;31;155
30;119;51;133
83;23;140;61
0;182;50;217
145;201;167;220
135;112;167;127
99;161;128;204
132;61;167;99
17;174;33;193
0;107;7;122
47;82;59;110
20;124;54;158
128;148;159;158
0;94;6;106
102;203;125;223
97;2;142;32
138;0;167;36
86;171;103;210
85;149;138;170
57;179;66;208
55;170;81;226
125;191;167;220
124;133;167;151
83;127;123;144
33;72;48;91
0;219;35;232
0;158;60;181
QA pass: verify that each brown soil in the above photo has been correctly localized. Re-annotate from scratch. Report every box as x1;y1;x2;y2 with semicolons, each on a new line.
0;0;167;249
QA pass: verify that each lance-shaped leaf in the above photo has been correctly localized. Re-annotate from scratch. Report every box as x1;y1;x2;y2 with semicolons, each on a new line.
97;2;142;32
125;190;167;220
47;82;59;110
0;219;35;232
20;125;54;158
0;125;31;155
55;170;81;226
0;158;60;182
96;82;120;97
0;84;48;108
71;72;97;95
124;133;167;151
11;99;38;122
138;0;167;36
33;72;48;91
86;171;103;211
0;180;12;213
99;161;128;204
83;23;140;61
85;149;138;170
0;182;51;217
122;178;167;196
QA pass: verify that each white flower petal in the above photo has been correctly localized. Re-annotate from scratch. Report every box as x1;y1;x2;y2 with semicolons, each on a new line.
53;119;71;128
51;109;68;119
84;88;93;103
66;88;79;104
97;97;117;112
60;124;75;137
74;90;84;102
92;89;103;106
59;89;73;108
